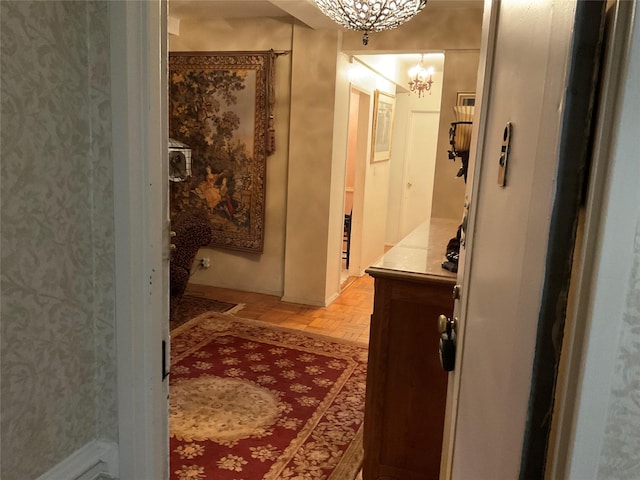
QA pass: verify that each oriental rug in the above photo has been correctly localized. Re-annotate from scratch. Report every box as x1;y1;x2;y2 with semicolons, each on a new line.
170;312;367;480
171;295;242;330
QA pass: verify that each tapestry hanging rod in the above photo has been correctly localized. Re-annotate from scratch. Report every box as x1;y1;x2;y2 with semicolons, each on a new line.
270;49;291;57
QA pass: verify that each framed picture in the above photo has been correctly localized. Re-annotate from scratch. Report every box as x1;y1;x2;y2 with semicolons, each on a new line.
168;51;273;253
371;90;396;162
456;92;476;106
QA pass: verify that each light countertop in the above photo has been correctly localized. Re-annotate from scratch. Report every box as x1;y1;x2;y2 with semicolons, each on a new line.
367;218;459;282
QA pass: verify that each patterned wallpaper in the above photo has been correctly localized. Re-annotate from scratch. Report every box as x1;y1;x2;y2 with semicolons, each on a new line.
597;216;640;480
0;2;116;479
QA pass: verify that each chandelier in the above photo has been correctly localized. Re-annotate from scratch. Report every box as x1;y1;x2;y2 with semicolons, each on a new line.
313;0;428;45
407;55;434;97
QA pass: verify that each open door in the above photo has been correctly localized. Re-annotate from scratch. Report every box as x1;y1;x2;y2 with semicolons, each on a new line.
111;1;170;478
442;0;605;478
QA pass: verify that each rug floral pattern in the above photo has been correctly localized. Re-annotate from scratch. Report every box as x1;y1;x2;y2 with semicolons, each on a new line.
170;313;367;480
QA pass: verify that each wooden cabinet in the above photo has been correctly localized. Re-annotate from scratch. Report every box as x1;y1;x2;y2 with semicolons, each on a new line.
363;221;456;480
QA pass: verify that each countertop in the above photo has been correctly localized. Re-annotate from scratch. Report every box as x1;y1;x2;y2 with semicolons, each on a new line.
366;218;459;283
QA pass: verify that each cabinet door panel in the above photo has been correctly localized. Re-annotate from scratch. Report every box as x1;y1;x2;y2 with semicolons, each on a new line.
364;276;454;480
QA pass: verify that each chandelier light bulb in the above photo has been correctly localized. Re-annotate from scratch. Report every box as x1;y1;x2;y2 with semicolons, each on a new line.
408;55;434;97
313;0;428;45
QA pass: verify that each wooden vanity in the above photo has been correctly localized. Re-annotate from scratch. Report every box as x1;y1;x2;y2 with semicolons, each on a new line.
363;220;458;480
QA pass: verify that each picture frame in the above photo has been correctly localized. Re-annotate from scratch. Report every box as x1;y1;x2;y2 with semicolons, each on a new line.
456;92;476;106
168;51;272;253
371;90;396;163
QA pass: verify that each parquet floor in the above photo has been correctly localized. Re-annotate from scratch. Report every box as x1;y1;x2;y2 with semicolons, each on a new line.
184;274;374;344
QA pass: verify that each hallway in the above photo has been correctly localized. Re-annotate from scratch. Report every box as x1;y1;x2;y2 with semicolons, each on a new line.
183;275;374;345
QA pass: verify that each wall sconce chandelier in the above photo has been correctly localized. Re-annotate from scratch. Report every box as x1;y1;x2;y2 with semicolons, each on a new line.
408;55;434;97
313;0;428;45
448;106;475;182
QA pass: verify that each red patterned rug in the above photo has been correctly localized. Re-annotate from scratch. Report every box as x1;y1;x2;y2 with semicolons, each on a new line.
170;312;367;480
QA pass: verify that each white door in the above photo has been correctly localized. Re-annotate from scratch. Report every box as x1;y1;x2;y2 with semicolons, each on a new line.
400;109;440;238
443;1;604;478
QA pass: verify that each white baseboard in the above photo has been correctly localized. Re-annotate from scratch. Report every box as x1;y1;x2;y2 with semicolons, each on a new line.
36;440;118;480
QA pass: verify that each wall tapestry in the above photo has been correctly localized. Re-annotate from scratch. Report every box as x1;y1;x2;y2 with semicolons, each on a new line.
169;51;275;253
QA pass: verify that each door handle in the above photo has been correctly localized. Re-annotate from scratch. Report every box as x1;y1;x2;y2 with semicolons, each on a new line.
438;315;457;372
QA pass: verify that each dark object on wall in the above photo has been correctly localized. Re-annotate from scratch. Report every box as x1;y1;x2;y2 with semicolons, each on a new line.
170;213;213;320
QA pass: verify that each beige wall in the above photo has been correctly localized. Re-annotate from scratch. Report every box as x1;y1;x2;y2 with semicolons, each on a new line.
325;51;352;302
431;50;481;220
170;18;346;305
169;5;483;303
170;18;293;296
283;25;342;305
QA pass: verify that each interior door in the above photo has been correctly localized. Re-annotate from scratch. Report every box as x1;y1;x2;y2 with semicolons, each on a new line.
443;1;605;479
400;109;440;238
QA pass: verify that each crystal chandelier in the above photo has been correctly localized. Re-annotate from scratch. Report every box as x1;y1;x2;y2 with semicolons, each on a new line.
313;0;428;45
407;55;434;97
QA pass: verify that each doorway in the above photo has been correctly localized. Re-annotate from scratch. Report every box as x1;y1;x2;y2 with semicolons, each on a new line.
115;1;640;479
341;87;370;284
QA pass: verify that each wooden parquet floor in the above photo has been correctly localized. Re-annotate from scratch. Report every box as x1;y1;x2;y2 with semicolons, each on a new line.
184;274;373;345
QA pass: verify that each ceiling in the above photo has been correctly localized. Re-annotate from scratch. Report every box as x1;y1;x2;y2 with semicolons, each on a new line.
169;0;337;29
169;1;288;19
168;0;483;22
168;0;474;90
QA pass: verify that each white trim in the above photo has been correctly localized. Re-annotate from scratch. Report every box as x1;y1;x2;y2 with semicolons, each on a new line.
111;1;168;479
563;2;640;478
35;441;118;480
546;1;636;478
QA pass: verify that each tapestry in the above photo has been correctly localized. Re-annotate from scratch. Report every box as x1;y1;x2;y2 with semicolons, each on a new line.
169;52;273;253
170;313;367;480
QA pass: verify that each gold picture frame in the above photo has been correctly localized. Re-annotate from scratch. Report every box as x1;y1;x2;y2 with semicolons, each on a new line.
456;92;476;106
371;90;396;162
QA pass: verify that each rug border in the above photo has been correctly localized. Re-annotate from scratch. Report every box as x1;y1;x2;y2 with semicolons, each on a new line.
329;425;364;480
172;311;369;349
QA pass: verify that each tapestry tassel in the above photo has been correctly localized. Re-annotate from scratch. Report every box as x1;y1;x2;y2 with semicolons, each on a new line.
267;114;276;156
